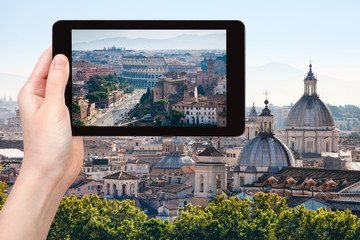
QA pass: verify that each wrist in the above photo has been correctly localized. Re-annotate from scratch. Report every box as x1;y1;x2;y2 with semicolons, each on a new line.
0;162;69;239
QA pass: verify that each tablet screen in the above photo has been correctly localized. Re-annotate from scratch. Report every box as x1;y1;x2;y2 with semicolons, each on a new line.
71;30;227;128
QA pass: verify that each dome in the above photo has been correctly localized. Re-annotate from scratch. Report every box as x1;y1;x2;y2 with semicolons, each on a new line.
171;136;183;145
237;133;295;171
286;64;335;129
286;95;334;128
153;154;195;169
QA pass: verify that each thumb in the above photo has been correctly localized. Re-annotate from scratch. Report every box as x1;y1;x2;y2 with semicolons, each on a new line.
44;54;69;106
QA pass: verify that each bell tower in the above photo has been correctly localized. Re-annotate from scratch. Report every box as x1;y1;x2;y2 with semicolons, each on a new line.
304;64;317;96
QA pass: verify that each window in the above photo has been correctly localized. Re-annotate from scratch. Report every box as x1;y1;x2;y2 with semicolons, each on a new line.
307;141;314;153
78;188;81;191
200;175;204;192
88;186;91;190
325;142;330;152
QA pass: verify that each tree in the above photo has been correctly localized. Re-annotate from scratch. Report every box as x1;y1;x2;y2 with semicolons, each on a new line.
197;85;206;96
72;121;86;127
154;99;169;112
86;91;108;102
0;181;8;211
48;195;147;240
87;76;107;93
140;88;151;105
171;110;185;126
137;218;171;240
85;93;101;102
72;101;81;114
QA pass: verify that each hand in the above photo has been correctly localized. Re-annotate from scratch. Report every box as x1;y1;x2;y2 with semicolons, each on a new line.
0;47;84;240
19;47;84;187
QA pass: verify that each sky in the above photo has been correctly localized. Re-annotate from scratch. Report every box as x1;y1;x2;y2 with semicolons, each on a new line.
0;0;359;107
72;30;226;43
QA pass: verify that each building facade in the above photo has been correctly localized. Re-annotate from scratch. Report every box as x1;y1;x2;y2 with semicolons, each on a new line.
122;56;168;87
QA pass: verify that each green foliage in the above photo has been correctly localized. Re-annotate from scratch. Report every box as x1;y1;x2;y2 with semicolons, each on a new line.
155;116;162;126
275;205;360;240
154;99;169;112
86;91;109;102
197;85;206;96
86;93;101;102
72;121;86;127
72;101;81;114
0;181;8;211
171;110;185;126
87;75;133;95
44;192;360;239
48;195;147;240
87;76;108;93
137;218;171;240
328;104;360;120
124;86;134;94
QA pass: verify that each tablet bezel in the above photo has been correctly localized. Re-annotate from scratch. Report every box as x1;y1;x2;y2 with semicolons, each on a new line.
53;20;245;136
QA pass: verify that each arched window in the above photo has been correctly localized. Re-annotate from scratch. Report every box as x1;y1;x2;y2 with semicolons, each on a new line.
122;184;126;195
130;184;135;195
291;141;295;150
326;142;330;152
200;175;204;192
107;183;110;195
113;184;117;196
307;141;314;153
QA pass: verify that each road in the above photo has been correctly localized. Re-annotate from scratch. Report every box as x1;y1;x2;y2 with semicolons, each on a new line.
91;89;146;126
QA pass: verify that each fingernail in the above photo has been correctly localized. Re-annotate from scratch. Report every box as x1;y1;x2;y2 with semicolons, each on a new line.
53;55;67;69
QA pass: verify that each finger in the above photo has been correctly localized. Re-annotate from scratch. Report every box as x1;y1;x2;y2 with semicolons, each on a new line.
44;54;69;106
28;46;52;83
24;47;52;97
17;47;52;114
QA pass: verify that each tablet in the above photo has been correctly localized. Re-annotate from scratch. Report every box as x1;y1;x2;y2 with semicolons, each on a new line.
53;20;245;136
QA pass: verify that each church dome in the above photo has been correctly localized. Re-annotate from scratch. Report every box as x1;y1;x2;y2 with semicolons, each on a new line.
286;64;335;129
237;133;295;172
286;95;334;128
153;154;195;169
171;136;183;145
237;98;295;172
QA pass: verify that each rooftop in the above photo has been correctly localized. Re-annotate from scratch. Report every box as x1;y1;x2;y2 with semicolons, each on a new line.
103;171;139;180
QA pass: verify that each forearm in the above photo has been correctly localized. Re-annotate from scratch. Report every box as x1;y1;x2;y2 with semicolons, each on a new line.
0;162;69;240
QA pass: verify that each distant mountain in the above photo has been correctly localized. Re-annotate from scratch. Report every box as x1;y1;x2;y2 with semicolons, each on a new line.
246;62;358;107
73;34;226;51
0;72;26;100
